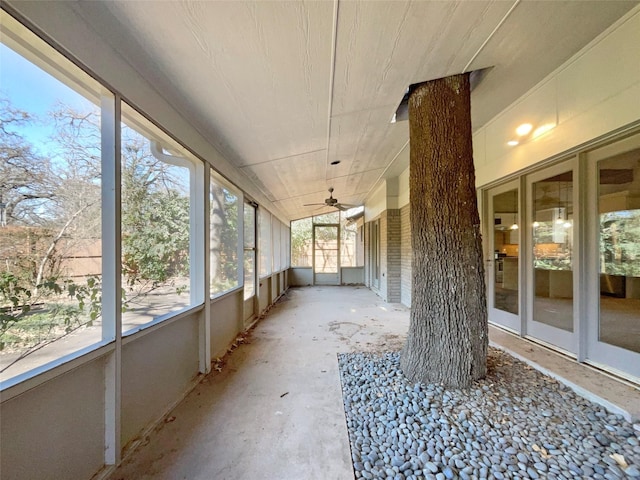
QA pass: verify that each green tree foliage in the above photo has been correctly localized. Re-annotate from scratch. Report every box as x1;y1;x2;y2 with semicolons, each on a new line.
0;95;191;360
210;183;239;294
122;135;189;288
601;210;640;277
122;189;189;285
120;130;191;293
290;217;312;267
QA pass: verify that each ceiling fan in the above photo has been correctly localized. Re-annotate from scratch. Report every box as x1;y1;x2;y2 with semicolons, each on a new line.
303;187;356;211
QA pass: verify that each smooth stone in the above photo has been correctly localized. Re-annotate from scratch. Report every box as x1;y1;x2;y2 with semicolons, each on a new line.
624;465;640;477
595;434;611;446
533;462;547;471
424;462;438;474
443;466;456;479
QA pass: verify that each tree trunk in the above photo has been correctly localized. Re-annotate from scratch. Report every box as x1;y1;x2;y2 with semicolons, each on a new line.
400;73;487;389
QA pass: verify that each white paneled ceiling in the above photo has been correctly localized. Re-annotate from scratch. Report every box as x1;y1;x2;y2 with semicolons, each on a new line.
68;0;637;220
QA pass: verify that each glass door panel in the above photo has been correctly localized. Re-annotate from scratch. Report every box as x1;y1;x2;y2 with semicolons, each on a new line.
313;224;339;285
526;160;577;353
586;132;640;380
598;153;640;354
487;181;520;332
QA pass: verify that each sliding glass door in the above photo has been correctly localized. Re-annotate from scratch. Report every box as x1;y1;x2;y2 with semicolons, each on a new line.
486;181;521;332
485;130;640;381
585;133;640;378
526;159;578;353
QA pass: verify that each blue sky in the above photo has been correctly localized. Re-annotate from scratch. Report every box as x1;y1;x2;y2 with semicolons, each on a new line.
0;42;93;153
2;41;194;190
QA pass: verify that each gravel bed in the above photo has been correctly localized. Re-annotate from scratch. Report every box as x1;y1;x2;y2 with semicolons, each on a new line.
338;348;640;480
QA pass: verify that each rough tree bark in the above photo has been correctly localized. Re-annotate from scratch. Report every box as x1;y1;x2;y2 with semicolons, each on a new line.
400;73;488;388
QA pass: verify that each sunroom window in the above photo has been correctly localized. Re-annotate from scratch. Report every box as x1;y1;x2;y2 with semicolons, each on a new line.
0;11;111;383
210;171;241;297
120;103;202;334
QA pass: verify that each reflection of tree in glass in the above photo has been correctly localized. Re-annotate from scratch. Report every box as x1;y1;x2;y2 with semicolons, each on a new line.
601;210;640;277
532;219;572;271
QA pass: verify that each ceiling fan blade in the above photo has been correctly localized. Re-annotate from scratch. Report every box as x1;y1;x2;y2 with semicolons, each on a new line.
303;203;327;206
334;203;359;211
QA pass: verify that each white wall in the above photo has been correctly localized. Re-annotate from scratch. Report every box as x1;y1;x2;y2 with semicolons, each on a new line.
474;7;640;187
364;182;388;222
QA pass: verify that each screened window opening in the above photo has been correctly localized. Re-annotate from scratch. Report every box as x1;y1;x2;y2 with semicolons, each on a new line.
340;215;358;267
281;223;290;270
120;103;198;333
210;173;240;297
272;219;282;272
291;217;312;267
0;13;109;382
258;208;272;278
243;203;256;300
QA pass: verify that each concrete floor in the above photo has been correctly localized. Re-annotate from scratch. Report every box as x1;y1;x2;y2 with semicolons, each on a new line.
108;286;640;480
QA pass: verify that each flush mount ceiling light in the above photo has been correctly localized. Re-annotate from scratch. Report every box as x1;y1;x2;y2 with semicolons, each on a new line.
509;122;556;147
330;160;341;165
516;123;533;136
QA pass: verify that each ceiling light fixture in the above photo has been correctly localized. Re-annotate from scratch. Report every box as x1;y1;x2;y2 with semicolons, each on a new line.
532;123;555;138
516;123;533;136
330;160;341;165
507;140;519;147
